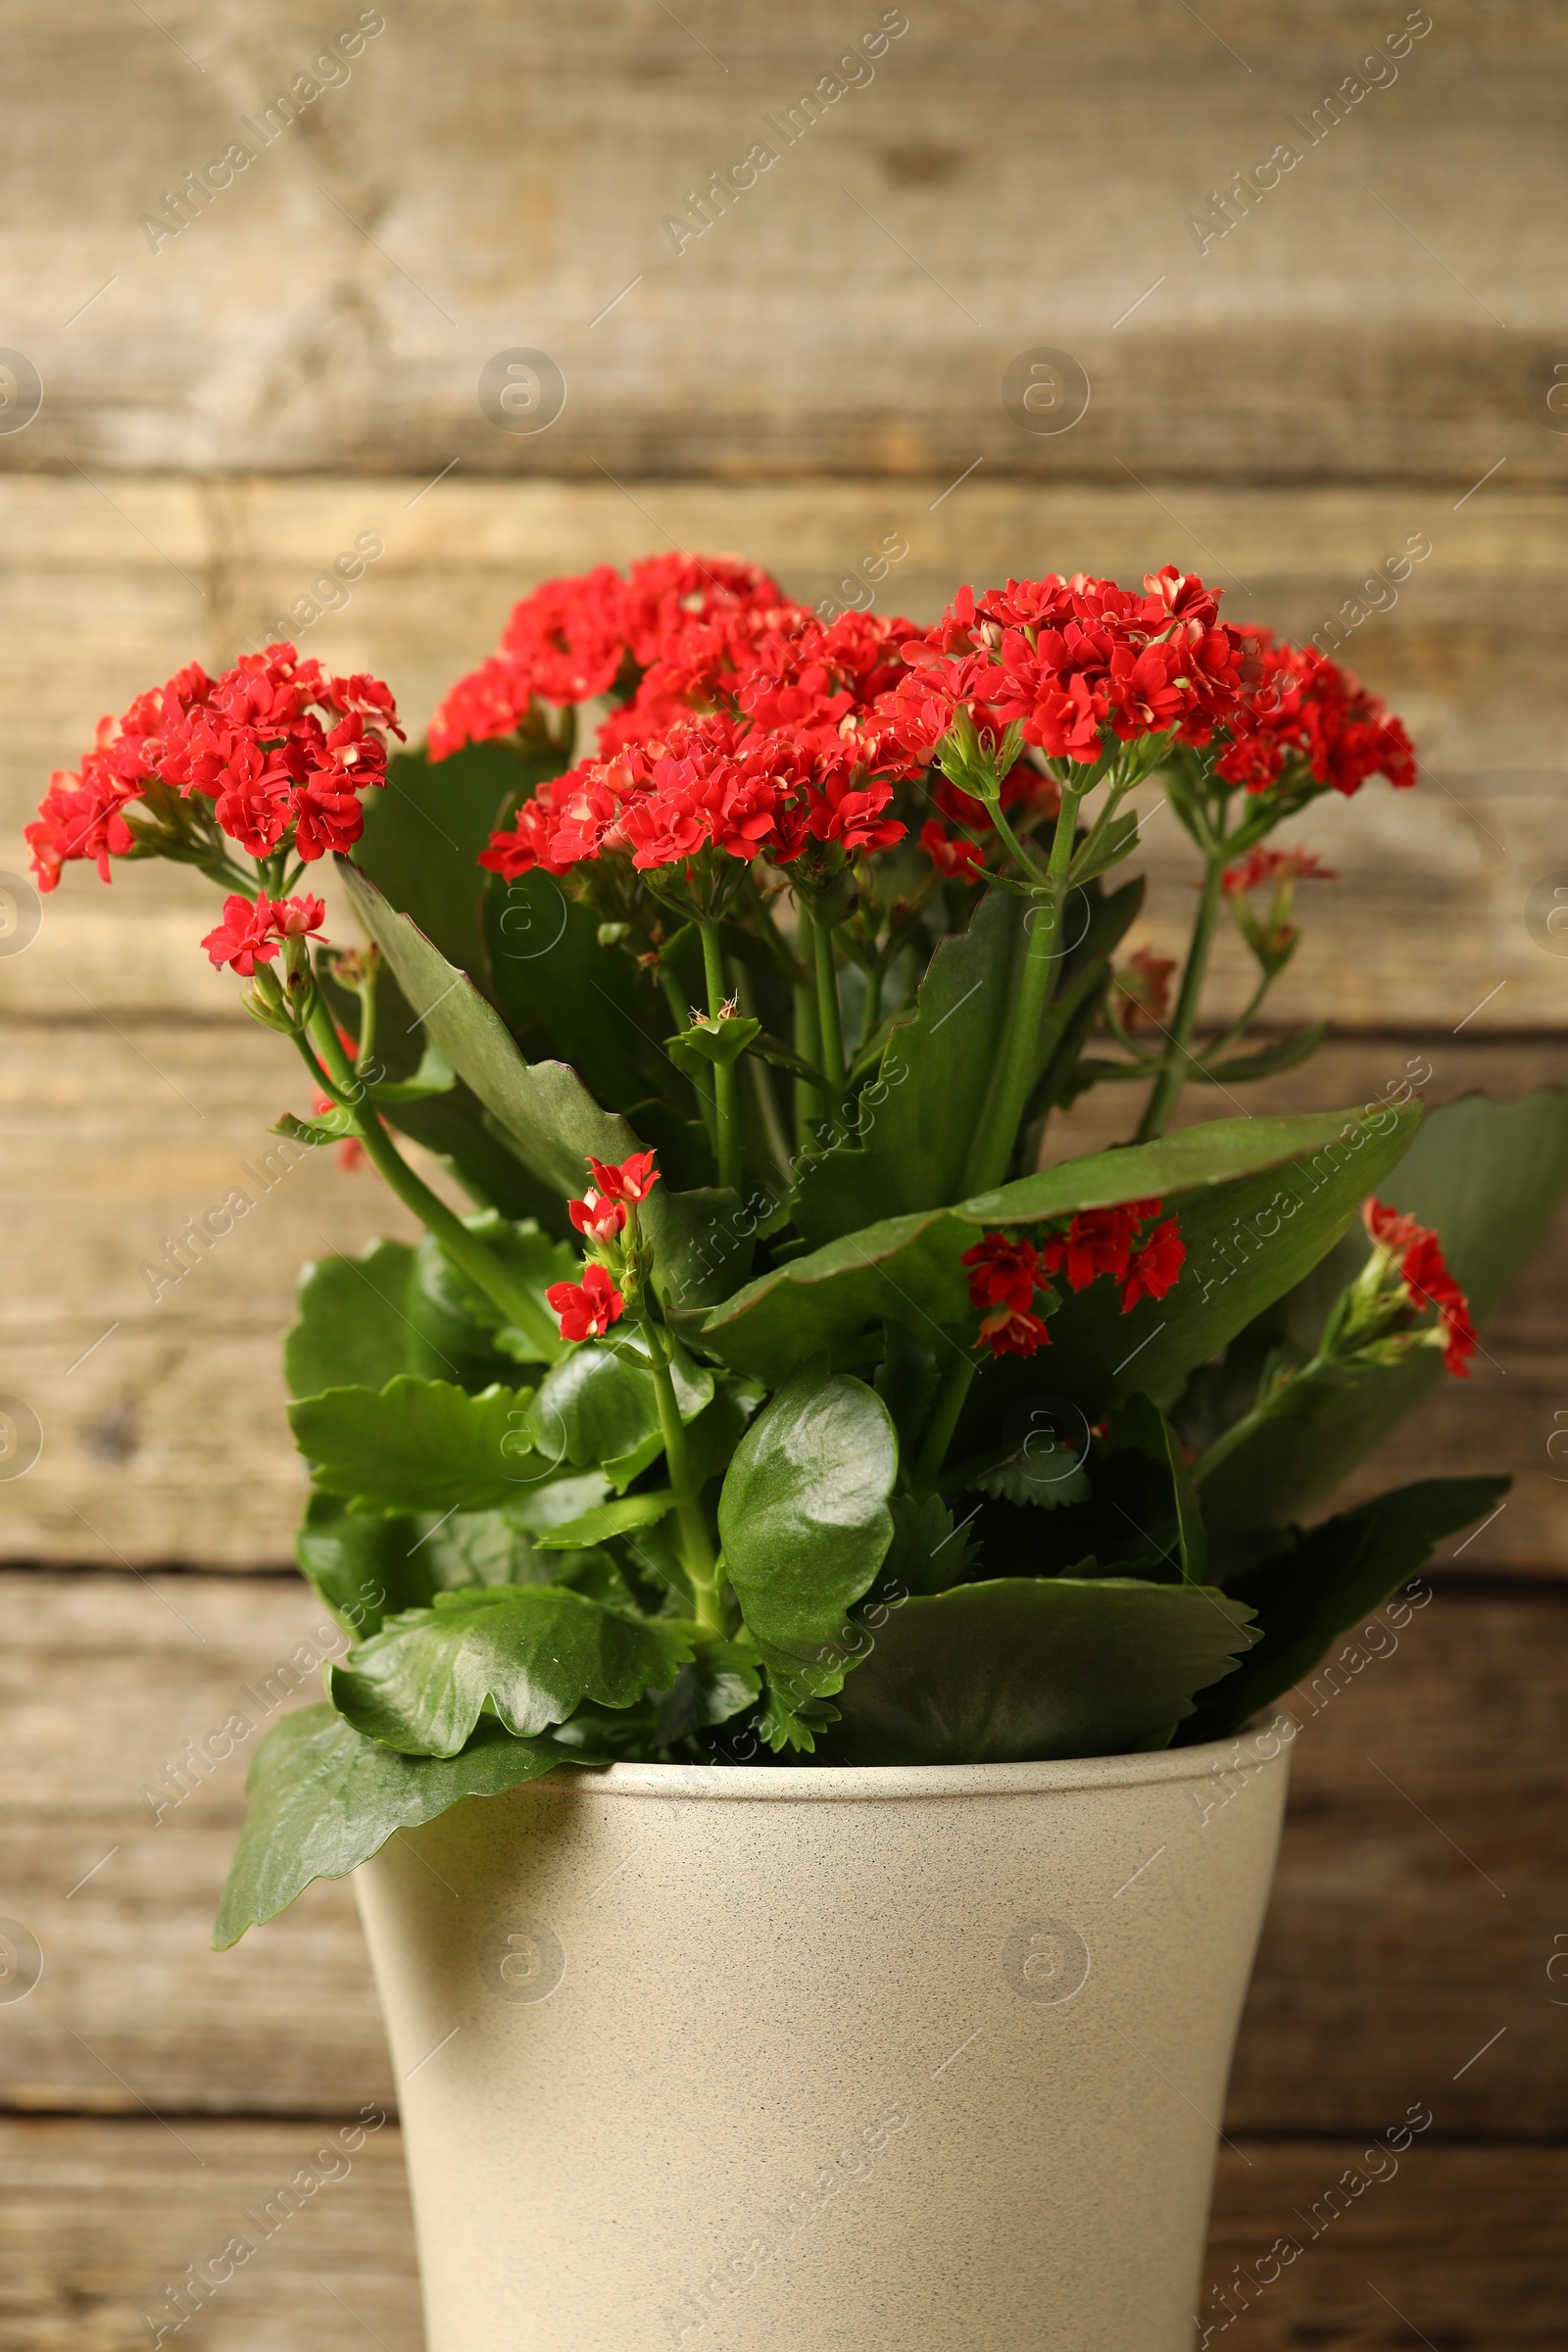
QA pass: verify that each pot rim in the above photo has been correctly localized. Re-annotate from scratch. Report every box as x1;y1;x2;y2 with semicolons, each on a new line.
546;1717;1295;1803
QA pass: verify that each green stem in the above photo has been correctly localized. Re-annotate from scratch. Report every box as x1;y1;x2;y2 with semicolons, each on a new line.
810;910;848;1112
698;920;742;1194
302;1017;559;1357
660;957;717;1152
962;783;1085;1195
858;960;885;1052
733;964;792;1177
1191;1351;1333;1489
643;1326;724;1637
912;1353;978;1495
793;901;825;1150
1135;847;1226;1142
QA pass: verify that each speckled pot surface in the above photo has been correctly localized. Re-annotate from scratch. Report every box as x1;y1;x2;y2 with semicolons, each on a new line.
356;1723;1291;2352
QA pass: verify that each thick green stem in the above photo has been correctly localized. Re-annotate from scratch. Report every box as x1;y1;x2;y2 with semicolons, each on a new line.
698;920;742;1194
810;911;848;1107
732;965;793;1177
793;901;825;1149
1135;849;1226;1142
644;1331;724;1636
962;784;1085;1195
858;961;885;1052
303;1018;559;1357
912;1352;978;1494
660;959;717;1150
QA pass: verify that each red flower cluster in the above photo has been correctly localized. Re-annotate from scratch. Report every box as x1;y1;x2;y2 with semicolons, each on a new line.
1363;1200;1476;1377
1214;630;1416;797
962;1200;1185;1356
549;1152;662;1344
201;890;326;974
427;554;793;760
894;569;1247;768
25;647;403;891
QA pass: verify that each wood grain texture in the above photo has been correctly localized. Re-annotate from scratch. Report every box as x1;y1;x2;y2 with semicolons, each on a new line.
3;1572;1564;2142
2;1028;1559;1572
0;2125;1561;2352
3;4;1566;486
2;475;1564;1032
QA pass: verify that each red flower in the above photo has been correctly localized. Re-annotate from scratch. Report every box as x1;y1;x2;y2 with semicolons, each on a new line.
1114;948;1175;1034
920;820;986;882
1040;1201;1159;1294
568;1191;628;1245
1121;1219;1186;1311
1363;1200;1475;1377
974;1305;1051;1357
962;1232;1044;1314
200;890;325;974
585;1149;661;1203
1214;631;1416;798
24;755;139;888
547;1262;625;1343
1222;846;1337;896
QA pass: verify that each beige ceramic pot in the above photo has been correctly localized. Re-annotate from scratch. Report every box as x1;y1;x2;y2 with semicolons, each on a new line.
356;1720;1292;2352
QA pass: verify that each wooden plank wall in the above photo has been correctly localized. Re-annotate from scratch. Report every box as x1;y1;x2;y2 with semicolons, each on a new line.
1;5;1565;2345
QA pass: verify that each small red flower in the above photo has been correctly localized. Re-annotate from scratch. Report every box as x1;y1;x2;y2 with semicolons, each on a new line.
568;1191;628;1246
974;1305;1051;1358
585;1150;661;1203
962;1232;1044;1315
1222;846;1337;896
547;1262;625;1343
200;890;325;975
920;819;986;882
1121;1218;1186;1311
1114;948;1176;1035
1363;1200;1475;1377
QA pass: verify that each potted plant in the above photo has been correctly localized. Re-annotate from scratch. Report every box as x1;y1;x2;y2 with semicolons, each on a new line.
32;556;1567;2351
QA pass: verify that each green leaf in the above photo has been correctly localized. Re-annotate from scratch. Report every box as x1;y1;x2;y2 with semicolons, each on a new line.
339;860;752;1306
665;1014;761;1072
819;1578;1256;1765
213;1705;564;1946
1106;1393;1207;1584
285;1241;416;1399
365;1038;457;1103
1197;1090;1568;1542
296;1493;433;1636
1186;1476;1508;1741
354;738;562;995
687;1105;1418;1390
409;1216;575;1376
272;1107;354;1150
534;1332;712;1493
1069;807;1140;886
1196;1023;1329;1084
531;1491;678;1550
290;1378;547;1514
717;1359;898;1745
328;1585;700;1755
792;887;1030;1247
654;1642;762;1746
484;865;680;1116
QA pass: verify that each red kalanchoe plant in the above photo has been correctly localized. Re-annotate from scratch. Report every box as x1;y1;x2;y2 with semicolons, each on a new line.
36;547;1537;1951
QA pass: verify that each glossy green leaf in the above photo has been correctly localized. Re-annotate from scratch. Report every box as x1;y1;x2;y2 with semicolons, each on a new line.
1196;1090;1568;1543
820;1577;1256;1765
531;1491;678;1550
354;738;560;995
295;1493;433;1636
484;865;677;1114
328;1586;700;1755
535;1333;712;1493
409;1216;575;1376
290;1378;547;1514
687;1105;1417;1390
654;1642;762;1747
717;1359;897;1743
213;1705;566;1946
1186;1476;1508;1741
284;1241;416;1399
339;861;752;1306
365;1038;457;1103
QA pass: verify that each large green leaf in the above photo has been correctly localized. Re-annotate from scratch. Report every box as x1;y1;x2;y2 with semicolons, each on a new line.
290;1378;548;1513
213;1705;565;1946
717;1359;897;1743
1196;1091;1568;1542
353;738;561;998
328;1586;700;1755
534;1333;713;1492
685;1105;1418;1390
820;1577;1256;1764
1186;1476;1508;1741
296;1493;434;1636
339;860;750;1306
284;1241;416;1399
409;1217;575;1374
483;867;679;1117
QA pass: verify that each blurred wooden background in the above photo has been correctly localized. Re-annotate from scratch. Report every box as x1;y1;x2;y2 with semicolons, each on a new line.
2;4;1566;2345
